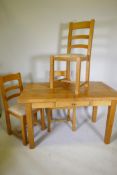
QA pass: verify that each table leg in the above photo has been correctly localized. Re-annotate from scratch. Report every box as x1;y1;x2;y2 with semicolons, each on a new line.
5;111;12;135
25;103;35;149
40;109;46;130
72;105;76;131
33;112;38;125
104;101;116;144
92;106;98;122
67;108;71;121
47;109;52;132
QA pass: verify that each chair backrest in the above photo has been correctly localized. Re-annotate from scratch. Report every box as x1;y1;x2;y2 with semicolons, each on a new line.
67;19;95;58
0;73;23;111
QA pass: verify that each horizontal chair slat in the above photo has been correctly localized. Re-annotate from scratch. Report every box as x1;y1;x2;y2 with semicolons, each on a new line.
71;21;90;29
7;93;21;101
72;35;89;39
71;44;88;49
3;73;20;83
54;54;89;61
5;85;20;92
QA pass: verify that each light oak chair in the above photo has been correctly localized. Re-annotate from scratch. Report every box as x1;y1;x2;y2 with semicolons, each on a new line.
50;19;95;95
0;73;46;145
48;19;95;131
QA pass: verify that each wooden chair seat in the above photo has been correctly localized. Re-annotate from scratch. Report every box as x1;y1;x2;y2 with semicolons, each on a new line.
8;103;26;116
54;53;89;61
8;103;40;116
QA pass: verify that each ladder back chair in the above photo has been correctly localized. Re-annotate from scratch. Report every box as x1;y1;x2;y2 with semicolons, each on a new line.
0;73;46;145
50;19;95;95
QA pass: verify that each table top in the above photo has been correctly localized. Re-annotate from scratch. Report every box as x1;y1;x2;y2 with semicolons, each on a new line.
18;82;117;103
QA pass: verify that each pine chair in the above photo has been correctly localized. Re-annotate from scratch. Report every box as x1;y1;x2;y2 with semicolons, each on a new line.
0;73;46;145
50;19;95;95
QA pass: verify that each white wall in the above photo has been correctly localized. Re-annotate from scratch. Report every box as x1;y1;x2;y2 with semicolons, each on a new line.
0;0;117;88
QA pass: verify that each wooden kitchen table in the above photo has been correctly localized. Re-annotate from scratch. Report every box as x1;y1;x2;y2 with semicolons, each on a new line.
18;82;117;149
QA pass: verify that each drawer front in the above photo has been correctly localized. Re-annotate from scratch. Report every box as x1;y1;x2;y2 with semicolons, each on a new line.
56;101;73;108
56;101;90;108
90;100;111;106
74;101;90;106
32;100;111;109
32;102;55;109
75;101;111;106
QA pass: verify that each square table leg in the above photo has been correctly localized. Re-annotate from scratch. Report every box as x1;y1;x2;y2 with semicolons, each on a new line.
40;109;46;130
72;105;77;131
92;106;98;122
104;101;116;144
25;103;35;149
47;109;52;132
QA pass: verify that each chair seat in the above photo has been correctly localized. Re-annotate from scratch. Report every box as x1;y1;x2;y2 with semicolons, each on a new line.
54;54;88;61
8;103;41;117
8;103;26;116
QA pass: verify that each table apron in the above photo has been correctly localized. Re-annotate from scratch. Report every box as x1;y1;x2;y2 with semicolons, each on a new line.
32;100;111;109
32;102;56;108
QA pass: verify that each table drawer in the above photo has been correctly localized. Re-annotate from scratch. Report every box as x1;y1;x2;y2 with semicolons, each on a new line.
32;102;55;109
56;101;73;108
32;100;111;109
74;101;90;106
75;101;111;106
90;100;111;106
56;101;90;107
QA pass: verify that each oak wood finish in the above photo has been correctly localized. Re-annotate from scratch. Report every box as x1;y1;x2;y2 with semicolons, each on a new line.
25;103;35;148
47;108;52;132
104;101;117;144
0;73;27;145
50;19;95;95
18;82;117;148
0;73;45;146
67;108;71;121
92;106;98;122
40;108;46;130
72;104;77;131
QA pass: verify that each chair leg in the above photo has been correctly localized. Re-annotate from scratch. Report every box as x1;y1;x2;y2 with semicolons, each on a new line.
50;56;54;89
33;112;38;125
75;59;81;95
67;108;71;121
72;105;77;131
47;109;52;132
92;106;98;122
5;111;12;135
21;117;27;145
40;109;46;130
45;108;52;120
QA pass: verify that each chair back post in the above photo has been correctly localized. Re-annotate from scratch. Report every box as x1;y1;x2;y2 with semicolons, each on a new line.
87;19;95;59
67;22;73;54
85;19;95;85
17;72;23;93
66;22;73;80
0;77;9;111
